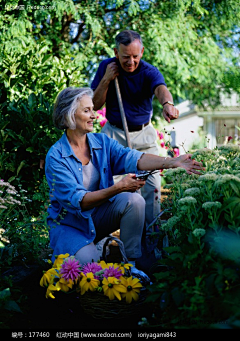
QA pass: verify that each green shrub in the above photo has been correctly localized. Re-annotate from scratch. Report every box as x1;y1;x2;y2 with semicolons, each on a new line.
0;93;62;215
147;144;240;328
0;178;50;271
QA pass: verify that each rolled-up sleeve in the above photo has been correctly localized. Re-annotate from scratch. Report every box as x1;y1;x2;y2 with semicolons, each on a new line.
107;137;144;175
124;150;144;174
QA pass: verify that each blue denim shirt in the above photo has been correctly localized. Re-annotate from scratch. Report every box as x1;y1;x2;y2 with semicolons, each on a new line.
45;131;143;259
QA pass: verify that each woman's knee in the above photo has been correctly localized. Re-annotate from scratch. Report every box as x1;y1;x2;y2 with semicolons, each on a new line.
126;192;146;211
75;242;100;264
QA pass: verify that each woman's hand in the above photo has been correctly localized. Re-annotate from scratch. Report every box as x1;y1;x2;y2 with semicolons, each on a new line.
174;154;204;175
117;173;146;192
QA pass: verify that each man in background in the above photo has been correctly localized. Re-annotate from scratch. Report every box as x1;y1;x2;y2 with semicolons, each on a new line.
91;30;179;227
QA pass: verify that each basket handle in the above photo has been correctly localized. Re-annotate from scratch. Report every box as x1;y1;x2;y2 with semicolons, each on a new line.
102;235;129;264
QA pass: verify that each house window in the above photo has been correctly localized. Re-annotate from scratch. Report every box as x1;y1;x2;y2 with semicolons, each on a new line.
216;118;240;145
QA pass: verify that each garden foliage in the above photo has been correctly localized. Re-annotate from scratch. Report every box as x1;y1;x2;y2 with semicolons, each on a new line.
1;0;240;212
0;0;240;328
147;144;240;328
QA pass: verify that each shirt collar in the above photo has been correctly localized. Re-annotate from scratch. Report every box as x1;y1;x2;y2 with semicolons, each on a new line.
61;131;102;158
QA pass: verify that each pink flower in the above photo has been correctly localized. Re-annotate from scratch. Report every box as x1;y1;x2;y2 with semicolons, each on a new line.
102;107;106;116
160;141;165;148
97;107;106;117
103;266;122;279
173;148;180;157
82;263;103;279
156;130;164;140
228;136;233;142
100;118;107;127
97;110;103;116
60;257;81;281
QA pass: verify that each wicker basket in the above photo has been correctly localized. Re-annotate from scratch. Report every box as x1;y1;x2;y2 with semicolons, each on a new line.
79;286;148;319
79;235;150;319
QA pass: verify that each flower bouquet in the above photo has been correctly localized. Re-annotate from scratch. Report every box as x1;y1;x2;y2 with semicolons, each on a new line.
40;254;148;319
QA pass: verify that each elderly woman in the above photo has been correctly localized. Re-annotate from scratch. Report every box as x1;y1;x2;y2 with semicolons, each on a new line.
45;87;202;272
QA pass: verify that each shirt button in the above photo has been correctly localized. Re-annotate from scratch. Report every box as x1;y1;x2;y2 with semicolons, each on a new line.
91;230;94;233
86;240;88;243
79;168;81;171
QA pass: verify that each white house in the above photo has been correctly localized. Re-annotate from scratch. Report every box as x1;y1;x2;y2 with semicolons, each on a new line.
164;92;240;154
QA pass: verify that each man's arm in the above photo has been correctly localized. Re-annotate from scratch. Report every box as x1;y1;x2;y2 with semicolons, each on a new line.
154;84;179;123
92;62;119;110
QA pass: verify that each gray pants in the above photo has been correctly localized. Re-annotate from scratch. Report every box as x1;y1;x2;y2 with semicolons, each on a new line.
75;192;145;264
101;121;161;226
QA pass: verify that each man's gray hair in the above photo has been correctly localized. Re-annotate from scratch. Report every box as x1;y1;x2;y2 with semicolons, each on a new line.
53;87;93;130
115;30;143;50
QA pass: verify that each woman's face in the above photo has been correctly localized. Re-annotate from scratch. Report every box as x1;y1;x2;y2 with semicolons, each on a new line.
74;95;96;133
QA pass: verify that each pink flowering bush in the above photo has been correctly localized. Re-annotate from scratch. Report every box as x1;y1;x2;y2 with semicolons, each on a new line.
93;107;108;133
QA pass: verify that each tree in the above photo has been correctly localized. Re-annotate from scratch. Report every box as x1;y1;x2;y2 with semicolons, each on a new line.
0;0;239;214
1;0;239;104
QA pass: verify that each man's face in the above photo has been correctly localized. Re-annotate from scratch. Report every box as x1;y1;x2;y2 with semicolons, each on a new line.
114;39;144;73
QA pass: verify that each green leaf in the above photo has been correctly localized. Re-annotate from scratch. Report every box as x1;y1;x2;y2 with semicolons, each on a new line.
0;288;11;300
17;160;25;175
171;287;185;307
4;300;22;313
8;176;16;183
230;181;240;196
163;246;181;254
28;93;36;109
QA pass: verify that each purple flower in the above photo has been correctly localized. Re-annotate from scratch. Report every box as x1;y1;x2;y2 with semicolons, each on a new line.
60;257;81;281
103;266;122;279
82;263;103;279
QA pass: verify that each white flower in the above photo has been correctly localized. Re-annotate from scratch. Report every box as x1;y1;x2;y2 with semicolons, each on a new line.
184;188;200;197
202;201;222;210
199;173;218;182
215;174;240;185
193;228;206;238
162;216;181;229
178;196;197;205
219;145;240;153
164;167;187;178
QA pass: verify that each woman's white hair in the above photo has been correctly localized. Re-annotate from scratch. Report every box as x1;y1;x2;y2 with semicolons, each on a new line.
53;87;93;130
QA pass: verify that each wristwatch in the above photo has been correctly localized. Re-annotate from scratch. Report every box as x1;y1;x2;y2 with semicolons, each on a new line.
162;101;174;106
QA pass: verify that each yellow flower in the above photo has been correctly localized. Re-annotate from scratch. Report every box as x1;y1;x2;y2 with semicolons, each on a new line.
118;263;133;274
53;253;69;268
102;276;127;301
40;268;59;287
98;260;108;269
79;272;100;295
120;276;143;303
46;284;61;299
56;278;74;292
